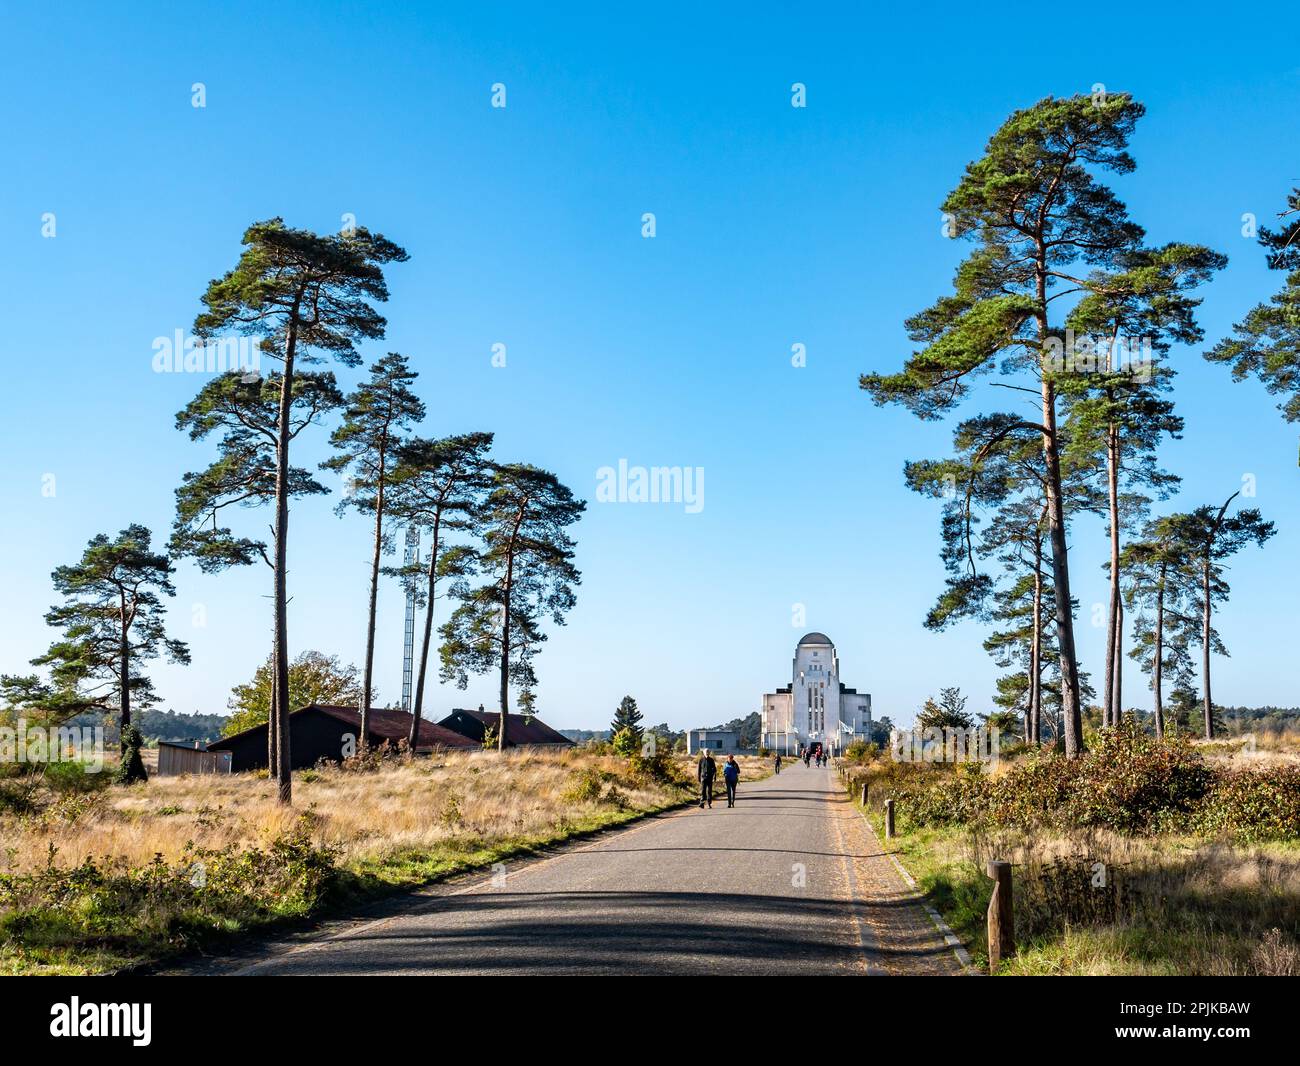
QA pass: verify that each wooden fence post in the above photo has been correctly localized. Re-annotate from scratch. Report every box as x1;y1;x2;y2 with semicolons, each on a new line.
860;782;869;807
884;798;895;839
986;860;1014;973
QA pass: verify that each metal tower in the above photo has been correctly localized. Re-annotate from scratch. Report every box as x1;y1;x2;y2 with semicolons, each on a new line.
401;525;420;713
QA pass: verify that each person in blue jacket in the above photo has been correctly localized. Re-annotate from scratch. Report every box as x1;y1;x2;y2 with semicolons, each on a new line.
722;754;741;808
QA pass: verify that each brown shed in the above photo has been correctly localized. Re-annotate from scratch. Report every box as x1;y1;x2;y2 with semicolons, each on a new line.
207;704;478;772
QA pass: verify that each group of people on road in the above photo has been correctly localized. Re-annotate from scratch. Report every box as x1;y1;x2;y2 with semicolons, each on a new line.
695;750;740;808
774;748;827;773
697;745;832;808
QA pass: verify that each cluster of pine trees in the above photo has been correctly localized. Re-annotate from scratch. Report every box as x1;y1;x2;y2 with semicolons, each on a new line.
2;219;585;799
864;94;1294;752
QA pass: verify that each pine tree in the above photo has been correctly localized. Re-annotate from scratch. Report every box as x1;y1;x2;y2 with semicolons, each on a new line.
906;412;1099;746
322;353;425;749
1207;186;1300;465
28;525;190;781
1120;516;1206;737
439;464;584;749
610;695;643;743
864;93;1155;756
177;219;407;804
385;432;494;746
1061;243;1226;726
916;687;974;730
1164;493;1275;738
172;369;342;781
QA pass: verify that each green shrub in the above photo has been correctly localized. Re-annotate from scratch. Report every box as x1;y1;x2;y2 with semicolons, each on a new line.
562;768;605;803
1194;766;1300;843
1061;722;1212;833
856;719;1300;842
610;727;639;759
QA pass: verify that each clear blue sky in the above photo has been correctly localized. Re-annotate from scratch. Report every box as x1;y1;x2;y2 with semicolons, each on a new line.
2;1;1296;730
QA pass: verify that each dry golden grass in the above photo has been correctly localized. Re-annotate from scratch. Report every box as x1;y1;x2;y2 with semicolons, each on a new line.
1197;731;1300;769
0;748;691;878
894;819;1300;976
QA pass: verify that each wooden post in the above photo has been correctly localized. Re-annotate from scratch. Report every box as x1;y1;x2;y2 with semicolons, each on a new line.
884;798;895;839
986;860;1015;973
860;782;869;806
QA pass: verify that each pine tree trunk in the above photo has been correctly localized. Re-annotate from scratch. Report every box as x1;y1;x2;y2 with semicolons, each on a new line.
1104;425;1121;728
498;559;514;752
118;590;131;755
496;507;527;753
1035;265;1083;756
1041;388;1084;755
1152;569;1165;739
271;318;299;804
1029;567;1042;746
360;439;388;753
1112;596;1124;724
409;512;442;749
1201;555;1214;740
268;647;279;777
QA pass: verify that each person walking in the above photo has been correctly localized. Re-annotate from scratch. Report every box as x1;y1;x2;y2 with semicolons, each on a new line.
696;749;717;808
722;754;740;808
774;753;782;775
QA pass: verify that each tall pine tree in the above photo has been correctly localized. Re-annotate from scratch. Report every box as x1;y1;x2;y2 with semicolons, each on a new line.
1164;493;1274;738
386;432;494;747
864;93;1156;756
322;352;425;749
439;464;584;750
1061;243;1225;726
180;219;406;803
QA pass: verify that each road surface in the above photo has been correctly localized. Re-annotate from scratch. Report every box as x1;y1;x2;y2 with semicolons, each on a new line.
232;763;961;976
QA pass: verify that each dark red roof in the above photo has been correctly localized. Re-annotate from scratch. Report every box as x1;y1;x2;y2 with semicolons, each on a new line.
209;704;478;752
312;705;479;750
440;708;573;746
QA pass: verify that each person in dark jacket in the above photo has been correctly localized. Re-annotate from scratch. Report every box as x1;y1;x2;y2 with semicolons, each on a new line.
774;753;782;775
697;750;717;808
722;755;740;807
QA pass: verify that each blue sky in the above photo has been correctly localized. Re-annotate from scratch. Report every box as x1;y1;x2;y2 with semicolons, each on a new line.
1;2;1296;731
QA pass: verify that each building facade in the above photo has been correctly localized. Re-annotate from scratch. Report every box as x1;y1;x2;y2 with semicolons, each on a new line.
760;633;871;755
686;728;742;755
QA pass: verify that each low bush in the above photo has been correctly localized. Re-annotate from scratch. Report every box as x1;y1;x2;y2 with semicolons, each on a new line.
854;719;1294;842
1193;766;1300;843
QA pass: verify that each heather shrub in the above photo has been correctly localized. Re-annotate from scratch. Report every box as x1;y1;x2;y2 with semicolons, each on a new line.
1061;721;1212;833
1193;766;1300;843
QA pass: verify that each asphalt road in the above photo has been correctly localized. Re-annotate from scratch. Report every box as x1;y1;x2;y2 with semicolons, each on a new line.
234;763;961;976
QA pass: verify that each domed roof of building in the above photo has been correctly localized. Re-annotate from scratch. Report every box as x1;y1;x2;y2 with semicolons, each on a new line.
797;632;833;647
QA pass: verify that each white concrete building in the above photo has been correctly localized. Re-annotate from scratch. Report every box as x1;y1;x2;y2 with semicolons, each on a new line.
760;633;871;755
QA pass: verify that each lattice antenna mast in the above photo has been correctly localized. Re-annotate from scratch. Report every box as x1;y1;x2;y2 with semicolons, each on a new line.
401;524;420;713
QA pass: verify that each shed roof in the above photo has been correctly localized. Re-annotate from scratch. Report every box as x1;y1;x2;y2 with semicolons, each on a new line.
439;708;573;746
